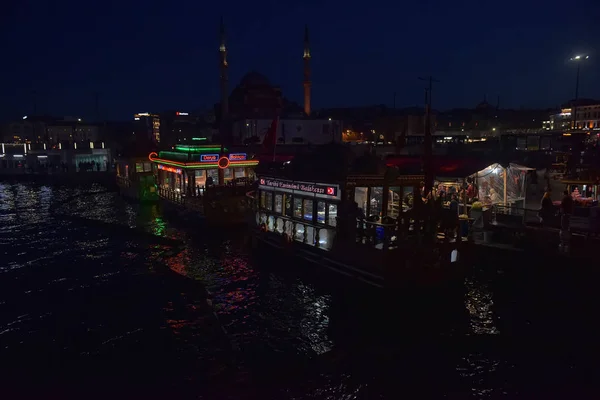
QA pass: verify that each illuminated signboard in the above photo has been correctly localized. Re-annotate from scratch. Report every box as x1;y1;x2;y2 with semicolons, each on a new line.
259;178;338;197
176;112;189;116
157;164;182;174
218;156;230;169
228;153;247;161
200;154;219;162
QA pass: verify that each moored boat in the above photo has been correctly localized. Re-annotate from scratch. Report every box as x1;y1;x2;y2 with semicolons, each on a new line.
115;156;159;202
149;144;259;225
248;144;471;289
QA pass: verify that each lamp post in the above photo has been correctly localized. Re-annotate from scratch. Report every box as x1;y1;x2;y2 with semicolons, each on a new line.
569;55;589;130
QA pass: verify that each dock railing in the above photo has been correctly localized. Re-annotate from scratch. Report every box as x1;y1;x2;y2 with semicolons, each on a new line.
158;187;185;205
116;175;130;188
492;204;542;226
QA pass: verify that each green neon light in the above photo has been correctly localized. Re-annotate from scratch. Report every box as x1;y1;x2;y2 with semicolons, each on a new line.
158;151;189;160
191;137;207;141
174;145;225;153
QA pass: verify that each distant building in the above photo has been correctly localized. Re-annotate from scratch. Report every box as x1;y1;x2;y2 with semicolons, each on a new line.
0;141;110;173
575;102;600;130
549;108;572;131
546;99;600;131
1;116;100;144
46;119;100;144
232;118;341;145
133;112;161;143
159;111;216;146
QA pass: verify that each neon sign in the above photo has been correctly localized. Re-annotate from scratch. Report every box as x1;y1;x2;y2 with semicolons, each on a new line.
218;156;230;169
259;178;338;197
176;112;189;116
157;164;182;174
228;153;247;161
200;154;219;162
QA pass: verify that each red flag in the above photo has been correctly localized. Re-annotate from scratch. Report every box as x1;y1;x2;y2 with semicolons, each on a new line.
262;117;279;150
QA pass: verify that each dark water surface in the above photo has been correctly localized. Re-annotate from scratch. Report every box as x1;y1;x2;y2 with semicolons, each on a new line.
1;183;598;398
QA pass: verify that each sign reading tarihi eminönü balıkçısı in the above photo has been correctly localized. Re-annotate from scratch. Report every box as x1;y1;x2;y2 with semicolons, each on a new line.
259;177;338;197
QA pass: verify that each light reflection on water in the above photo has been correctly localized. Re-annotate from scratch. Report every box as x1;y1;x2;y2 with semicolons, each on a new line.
2;182;593;397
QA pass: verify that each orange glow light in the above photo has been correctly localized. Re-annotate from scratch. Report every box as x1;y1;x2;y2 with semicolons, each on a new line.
218;156;230;169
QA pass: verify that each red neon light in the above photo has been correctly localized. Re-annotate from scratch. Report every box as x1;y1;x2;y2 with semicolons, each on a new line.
157;164;182;174
218;156;230;169
149;155;258;168
148;152;158;161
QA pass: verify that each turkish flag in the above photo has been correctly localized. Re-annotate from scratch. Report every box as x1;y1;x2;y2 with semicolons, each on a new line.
262;117;279;151
327;187;335;195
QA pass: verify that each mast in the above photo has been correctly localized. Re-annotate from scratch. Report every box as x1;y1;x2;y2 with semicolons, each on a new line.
418;76;439;196
219;17;229;152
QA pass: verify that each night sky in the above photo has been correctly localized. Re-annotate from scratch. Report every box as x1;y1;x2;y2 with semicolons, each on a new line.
2;0;599;121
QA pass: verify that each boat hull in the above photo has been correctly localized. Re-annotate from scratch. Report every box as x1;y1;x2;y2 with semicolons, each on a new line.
251;228;469;290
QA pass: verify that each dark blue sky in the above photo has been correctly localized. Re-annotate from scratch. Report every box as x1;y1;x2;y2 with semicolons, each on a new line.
2;0;599;121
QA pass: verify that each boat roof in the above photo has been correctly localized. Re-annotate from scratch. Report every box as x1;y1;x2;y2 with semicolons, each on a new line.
256;143;423;182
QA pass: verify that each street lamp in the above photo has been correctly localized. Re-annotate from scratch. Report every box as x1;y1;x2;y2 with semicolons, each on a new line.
569;55;589;130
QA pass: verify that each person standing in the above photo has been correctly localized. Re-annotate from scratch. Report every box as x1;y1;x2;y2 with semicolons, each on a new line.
561;190;574;215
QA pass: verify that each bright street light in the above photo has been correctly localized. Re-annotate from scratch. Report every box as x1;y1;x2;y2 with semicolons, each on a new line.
569;54;589;130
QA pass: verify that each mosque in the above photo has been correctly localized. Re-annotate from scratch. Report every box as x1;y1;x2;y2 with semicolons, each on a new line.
217;19;342;145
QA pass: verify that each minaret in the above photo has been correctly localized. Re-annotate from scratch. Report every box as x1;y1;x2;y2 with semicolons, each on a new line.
219;17;229;119
303;24;311;117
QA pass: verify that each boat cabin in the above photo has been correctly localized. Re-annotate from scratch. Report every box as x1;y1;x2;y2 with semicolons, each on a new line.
115;156;158;202
254;147;424;251
149;144;259;199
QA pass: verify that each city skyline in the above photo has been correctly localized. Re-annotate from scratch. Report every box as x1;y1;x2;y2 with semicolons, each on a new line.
1;0;599;121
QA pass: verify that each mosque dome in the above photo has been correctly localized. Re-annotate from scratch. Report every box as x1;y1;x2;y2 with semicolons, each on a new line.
239;71;271;87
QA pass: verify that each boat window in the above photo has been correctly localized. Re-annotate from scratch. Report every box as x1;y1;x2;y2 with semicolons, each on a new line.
388;187;402;219
265;192;273;211
369;187;383;218
303;199;313;221
316;201;326;224
206;169;219;185
293;197;302;218
402;187;414;210
284;194;293;217
328;203;338;226
274;194;283;213
354;187;368;215
195;170;206;188
260;191;266;208
234;167;245;178
223;167;233;181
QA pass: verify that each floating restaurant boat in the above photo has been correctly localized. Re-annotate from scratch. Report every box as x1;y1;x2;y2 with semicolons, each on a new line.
148;144;259;225
115;155;159;202
248;144;470;289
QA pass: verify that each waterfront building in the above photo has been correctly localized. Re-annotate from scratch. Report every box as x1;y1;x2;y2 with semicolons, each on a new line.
574;102;600;131
1;116;100;144
0;141;111;173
